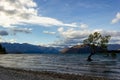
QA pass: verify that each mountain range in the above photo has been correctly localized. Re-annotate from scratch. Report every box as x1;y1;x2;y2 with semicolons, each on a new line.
1;43;120;54
61;44;120;54
1;43;59;54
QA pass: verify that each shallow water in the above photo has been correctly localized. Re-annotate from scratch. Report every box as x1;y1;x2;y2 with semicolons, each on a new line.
0;54;120;80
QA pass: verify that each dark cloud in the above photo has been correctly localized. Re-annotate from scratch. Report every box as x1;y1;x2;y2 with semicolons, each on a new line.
11;28;32;35
0;30;9;36
101;30;120;37
0;6;17;15
7;0;17;3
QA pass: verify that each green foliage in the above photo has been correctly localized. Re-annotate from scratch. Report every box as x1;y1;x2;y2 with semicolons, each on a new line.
100;35;111;51
83;32;111;51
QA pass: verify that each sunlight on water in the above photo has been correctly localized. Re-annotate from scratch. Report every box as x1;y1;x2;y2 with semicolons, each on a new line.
0;54;120;80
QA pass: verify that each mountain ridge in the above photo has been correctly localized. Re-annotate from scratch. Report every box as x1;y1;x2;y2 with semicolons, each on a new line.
61;44;120;54
1;43;120;54
1;43;59;54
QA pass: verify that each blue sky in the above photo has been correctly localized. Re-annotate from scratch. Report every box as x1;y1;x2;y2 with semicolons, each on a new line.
0;0;120;47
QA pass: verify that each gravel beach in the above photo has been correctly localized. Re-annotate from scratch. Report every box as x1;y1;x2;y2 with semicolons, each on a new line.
0;66;110;80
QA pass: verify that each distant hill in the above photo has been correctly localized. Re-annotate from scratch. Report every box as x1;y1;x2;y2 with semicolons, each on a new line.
1;43;59;54
61;45;91;54
61;44;120;54
108;44;120;50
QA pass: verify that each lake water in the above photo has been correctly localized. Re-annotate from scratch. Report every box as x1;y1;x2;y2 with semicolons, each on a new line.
0;54;120;80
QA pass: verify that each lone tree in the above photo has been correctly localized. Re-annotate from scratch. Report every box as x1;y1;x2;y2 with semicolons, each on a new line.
83;32;111;61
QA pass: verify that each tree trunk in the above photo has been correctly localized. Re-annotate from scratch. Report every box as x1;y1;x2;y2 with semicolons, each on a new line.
87;45;95;61
87;53;94;61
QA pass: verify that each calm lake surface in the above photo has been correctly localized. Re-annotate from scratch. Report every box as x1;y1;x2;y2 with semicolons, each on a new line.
0;54;120;80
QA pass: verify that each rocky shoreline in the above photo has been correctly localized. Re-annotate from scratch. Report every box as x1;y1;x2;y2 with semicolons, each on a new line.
0;66;111;80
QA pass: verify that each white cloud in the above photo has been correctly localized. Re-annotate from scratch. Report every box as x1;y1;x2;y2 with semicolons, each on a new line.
58;27;64;32
112;12;120;24
58;27;90;39
0;38;3;42
80;23;88;29
0;0;81;28
110;37;120;44
25;16;79;27
93;29;120;37
0;0;37;27
9;39;17;43
56;28;120;47
0;37;17;43
43;31;56;35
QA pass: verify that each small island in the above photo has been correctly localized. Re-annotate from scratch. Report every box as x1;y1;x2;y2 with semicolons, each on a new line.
0;44;7;54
